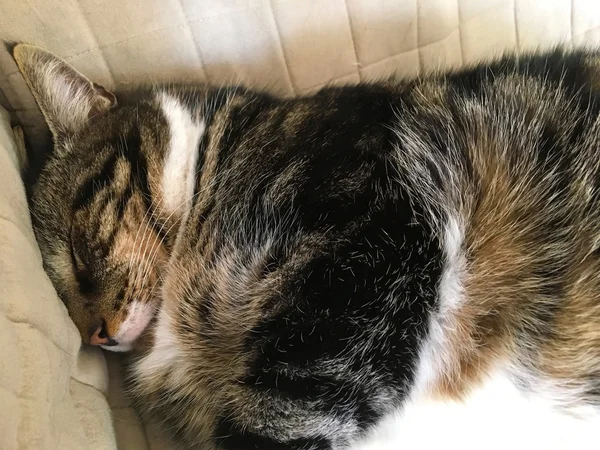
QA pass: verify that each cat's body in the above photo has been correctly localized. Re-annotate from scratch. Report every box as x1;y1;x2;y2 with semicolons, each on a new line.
130;83;441;449
11;43;600;449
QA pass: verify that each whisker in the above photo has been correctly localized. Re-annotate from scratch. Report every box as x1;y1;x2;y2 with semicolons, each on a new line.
130;91;245;299
138;215;184;292
132;186;203;293
128;139;160;278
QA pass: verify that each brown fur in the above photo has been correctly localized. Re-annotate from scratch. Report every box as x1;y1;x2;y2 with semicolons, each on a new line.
15;41;600;448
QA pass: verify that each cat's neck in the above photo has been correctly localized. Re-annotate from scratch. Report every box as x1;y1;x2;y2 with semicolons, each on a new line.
137;89;209;252
143;86;256;251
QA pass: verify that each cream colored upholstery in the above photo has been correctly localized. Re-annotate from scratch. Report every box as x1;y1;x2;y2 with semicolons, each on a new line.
1;1;600;448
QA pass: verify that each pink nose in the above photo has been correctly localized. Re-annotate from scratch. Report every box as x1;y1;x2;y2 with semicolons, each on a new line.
89;320;118;346
90;326;110;346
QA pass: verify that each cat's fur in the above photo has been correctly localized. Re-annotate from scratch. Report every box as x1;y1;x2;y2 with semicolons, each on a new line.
11;42;600;449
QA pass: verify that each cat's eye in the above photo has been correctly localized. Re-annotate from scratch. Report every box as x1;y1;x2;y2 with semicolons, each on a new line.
70;226;95;294
75;265;95;295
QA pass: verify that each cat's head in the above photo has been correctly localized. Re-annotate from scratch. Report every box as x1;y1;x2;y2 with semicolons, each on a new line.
11;44;171;351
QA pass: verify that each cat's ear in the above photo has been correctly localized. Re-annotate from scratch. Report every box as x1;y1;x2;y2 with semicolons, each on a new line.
8;43;117;139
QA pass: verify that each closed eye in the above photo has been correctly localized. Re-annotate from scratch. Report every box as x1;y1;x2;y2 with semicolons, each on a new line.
74;263;95;295
70;225;95;295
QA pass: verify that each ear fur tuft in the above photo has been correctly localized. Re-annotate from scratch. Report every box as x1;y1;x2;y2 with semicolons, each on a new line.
11;44;117;139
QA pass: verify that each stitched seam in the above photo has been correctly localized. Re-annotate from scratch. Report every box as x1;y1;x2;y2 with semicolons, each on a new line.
267;0;295;95
456;0;465;65
73;0;116;87
3;2;540;79
343;0;362;82
0;385;20;398
175;0;210;84
0;213;29;232
70;376;109;397
416;0;422;74
364;30;457;71
299;71;361;93
6;32;458;83
5;5;269;79
514;0;520;52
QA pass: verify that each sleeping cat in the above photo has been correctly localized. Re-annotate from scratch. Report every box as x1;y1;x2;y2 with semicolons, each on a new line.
11;42;600;449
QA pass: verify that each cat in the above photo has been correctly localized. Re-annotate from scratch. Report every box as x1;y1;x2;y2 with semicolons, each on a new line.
11;42;600;449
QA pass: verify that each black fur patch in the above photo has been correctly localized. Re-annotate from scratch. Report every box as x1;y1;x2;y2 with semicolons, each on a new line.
215;415;330;450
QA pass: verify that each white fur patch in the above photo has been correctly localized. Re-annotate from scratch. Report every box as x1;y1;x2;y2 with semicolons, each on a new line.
348;212;600;449
158;92;204;216
349;368;600;450
411;214;466;396
133;308;186;382
103;300;156;352
438;214;465;310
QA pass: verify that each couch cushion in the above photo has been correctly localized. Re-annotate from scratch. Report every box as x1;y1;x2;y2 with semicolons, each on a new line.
2;0;600;151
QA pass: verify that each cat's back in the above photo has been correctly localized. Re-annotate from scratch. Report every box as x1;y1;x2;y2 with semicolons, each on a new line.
130;48;600;448
393;46;600;408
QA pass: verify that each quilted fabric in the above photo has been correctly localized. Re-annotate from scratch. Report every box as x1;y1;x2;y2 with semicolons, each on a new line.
2;0;600;151
1;0;600;449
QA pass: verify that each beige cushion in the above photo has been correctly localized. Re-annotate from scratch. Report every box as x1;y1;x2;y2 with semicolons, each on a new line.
1;1;600;448
2;0;600;151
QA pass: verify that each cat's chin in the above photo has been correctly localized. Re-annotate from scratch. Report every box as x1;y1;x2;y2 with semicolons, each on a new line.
104;300;158;352
104;322;157;353
101;342;134;352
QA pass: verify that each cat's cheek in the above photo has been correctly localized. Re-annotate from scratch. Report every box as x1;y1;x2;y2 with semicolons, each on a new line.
131;322;156;353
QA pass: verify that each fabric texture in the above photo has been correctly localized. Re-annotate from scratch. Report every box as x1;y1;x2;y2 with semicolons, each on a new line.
1;0;600;448
2;0;600;151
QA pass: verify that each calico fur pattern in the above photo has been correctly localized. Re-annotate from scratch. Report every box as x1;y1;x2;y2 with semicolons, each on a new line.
12;43;600;448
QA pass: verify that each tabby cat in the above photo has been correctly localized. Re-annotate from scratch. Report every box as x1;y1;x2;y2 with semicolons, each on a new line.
11;42;600;449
